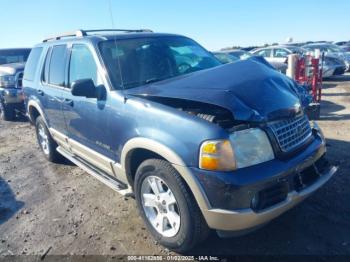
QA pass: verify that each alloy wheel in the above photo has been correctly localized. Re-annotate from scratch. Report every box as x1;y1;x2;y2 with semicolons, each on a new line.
141;176;181;238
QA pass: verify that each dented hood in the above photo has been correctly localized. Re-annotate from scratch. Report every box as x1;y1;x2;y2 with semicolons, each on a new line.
125;59;302;122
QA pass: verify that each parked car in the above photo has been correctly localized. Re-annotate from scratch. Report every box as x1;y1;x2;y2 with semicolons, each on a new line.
252;45;346;77
0;48;31;120
23;29;337;252
250;45;303;73
302;43;350;71
333;41;350;52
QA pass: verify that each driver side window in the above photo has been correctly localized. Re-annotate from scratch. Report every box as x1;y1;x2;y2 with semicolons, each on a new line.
69;45;99;87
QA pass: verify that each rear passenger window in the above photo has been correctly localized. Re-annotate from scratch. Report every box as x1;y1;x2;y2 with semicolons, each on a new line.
69;45;98;86
256;49;271;57
49;45;67;86
23;47;43;81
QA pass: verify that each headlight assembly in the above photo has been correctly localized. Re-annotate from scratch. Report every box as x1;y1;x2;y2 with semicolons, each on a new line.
229;128;274;169
0;75;16;87
199;128;275;171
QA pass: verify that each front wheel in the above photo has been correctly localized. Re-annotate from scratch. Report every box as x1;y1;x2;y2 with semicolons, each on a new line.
134;159;209;252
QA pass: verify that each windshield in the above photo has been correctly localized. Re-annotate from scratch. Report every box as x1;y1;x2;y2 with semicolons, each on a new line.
0;49;31;65
99;36;221;89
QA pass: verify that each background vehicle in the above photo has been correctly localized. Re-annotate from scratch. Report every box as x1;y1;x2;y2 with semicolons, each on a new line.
0;48;31;65
333;41;350;52
23;29;336;252
250;45;303;73
252;45;346;77
0;48;31;120
303;43;350;71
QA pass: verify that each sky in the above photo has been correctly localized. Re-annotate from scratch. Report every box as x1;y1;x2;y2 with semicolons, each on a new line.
0;0;349;51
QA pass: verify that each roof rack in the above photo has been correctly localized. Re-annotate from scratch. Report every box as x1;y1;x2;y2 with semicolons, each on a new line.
42;29;153;42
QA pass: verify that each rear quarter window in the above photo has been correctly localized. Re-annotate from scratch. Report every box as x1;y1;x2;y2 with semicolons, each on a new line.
23;47;43;81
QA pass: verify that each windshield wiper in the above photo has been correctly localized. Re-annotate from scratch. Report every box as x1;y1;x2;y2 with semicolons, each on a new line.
144;77;167;84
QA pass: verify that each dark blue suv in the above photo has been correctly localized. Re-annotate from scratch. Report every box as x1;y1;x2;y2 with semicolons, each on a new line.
23;29;337;252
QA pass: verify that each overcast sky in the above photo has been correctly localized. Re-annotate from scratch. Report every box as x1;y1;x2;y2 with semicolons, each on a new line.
0;0;349;50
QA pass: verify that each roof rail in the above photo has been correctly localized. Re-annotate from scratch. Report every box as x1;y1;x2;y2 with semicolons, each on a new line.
42;29;153;42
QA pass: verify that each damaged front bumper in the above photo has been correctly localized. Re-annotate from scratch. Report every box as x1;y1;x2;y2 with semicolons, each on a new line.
191;134;337;232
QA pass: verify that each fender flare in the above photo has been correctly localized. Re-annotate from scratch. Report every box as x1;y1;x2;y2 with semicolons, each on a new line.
121;137;211;211
27;99;48;125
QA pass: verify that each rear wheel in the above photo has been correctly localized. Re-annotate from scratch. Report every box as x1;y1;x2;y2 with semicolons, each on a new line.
0;101;15;121
134;159;209;252
35;116;62;162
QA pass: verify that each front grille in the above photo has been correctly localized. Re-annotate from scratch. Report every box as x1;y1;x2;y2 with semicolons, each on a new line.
268;114;312;152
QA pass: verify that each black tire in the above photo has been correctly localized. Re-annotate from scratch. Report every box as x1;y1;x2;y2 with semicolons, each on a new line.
0;101;15;121
134;159;209;252
35;116;62;163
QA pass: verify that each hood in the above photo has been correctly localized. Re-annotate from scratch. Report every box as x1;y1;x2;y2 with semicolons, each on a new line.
125;59;302;122
0;62;25;76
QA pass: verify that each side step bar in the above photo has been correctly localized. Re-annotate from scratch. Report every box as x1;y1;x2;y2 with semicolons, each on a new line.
57;146;133;196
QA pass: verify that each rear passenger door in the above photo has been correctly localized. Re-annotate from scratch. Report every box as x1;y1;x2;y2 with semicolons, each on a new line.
40;45;68;135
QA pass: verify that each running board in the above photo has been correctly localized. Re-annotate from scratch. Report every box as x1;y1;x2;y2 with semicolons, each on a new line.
56;146;133;196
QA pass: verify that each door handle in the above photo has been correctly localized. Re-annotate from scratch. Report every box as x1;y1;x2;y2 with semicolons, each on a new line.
63;98;74;107
37;90;44;96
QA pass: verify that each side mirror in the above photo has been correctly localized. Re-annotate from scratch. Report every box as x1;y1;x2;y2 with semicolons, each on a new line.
71;79;96;98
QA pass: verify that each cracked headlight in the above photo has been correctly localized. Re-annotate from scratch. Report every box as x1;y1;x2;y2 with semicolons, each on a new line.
0;75;16;88
229;128;274;169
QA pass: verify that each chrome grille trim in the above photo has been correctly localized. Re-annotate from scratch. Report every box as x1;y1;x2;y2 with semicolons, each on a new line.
268;115;312;152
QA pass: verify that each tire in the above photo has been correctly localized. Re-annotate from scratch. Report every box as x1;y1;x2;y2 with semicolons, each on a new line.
0;101;15;121
134;159;209;252
35;116;62;163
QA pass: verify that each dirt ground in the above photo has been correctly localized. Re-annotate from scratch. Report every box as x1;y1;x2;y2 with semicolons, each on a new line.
0;74;350;257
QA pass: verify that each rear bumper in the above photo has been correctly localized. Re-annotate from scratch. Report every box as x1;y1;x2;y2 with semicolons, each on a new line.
201;165;336;231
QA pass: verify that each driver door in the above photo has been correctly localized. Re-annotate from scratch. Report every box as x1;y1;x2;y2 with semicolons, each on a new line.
61;43;115;175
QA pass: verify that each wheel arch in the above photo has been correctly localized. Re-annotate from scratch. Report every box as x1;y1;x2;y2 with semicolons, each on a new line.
27;99;47;125
121;137;210;211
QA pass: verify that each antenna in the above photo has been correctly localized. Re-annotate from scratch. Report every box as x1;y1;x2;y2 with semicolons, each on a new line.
108;0;125;92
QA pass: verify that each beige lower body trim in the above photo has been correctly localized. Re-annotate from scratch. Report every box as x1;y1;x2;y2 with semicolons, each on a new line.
49;128;127;183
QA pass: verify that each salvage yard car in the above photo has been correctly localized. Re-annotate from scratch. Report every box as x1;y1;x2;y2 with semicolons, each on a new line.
252;45;346;77
0;48;31;120
23;29;337;252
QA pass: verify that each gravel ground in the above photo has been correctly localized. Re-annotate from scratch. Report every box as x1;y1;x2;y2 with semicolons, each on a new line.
0;74;350;257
